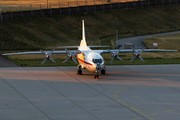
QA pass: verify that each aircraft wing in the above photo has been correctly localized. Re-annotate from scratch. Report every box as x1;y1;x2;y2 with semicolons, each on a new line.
99;49;178;53
143;49;178;52
2;49;178;56
2;50;81;56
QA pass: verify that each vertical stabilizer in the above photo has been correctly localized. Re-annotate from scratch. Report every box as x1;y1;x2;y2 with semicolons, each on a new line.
80;20;89;50
82;20;86;41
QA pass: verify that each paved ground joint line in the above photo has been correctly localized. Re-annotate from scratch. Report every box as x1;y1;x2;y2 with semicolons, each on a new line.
116;65;180;119
56;67;150;120
130;65;180;113
0;75;52;120
1;65;180;120
24;67;100;120
55;67;100;120
155;65;180;93
0;114;4;120
115;84;154;120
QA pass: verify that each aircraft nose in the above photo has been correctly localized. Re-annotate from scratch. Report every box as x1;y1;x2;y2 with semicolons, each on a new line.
96;63;101;69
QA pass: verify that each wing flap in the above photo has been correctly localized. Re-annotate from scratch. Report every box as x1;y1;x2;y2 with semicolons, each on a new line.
88;46;109;48
56;46;79;49
56;46;109;49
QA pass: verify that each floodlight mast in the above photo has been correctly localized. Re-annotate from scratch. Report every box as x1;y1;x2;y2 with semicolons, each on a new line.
47;0;48;9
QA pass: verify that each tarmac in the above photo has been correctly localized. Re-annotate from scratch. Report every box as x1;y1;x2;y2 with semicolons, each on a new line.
0;56;18;67
0;65;180;120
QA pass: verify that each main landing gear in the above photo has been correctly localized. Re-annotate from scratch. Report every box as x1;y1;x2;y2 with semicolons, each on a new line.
77;65;106;81
77;65;82;75
77;69;82;75
100;69;106;74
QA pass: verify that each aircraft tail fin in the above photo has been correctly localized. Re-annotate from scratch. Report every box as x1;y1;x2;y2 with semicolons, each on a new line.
80;20;89;50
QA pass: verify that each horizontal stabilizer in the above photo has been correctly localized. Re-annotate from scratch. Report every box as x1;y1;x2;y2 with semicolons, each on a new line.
57;46;109;49
57;46;79;49
88;46;109;48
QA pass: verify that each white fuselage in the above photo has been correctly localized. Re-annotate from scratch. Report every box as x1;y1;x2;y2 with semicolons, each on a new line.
77;50;105;73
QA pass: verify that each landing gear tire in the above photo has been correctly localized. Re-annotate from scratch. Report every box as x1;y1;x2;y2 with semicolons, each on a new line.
77;70;82;75
100;69;105;74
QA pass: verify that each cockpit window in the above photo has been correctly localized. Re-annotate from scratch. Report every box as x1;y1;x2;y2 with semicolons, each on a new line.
92;58;102;63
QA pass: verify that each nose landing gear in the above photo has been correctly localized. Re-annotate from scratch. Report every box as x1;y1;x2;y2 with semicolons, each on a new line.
93;73;99;81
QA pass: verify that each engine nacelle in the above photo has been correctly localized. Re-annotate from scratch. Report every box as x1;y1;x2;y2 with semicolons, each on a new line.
136;54;139;58
114;54;117;59
46;55;50;60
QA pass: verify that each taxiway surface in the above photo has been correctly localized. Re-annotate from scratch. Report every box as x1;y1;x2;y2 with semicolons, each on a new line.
0;65;180;120
0;56;18;67
116;31;180;48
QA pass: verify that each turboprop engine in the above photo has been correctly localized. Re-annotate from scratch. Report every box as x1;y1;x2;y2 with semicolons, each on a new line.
63;48;78;64
41;49;56;65
108;47;124;64
130;47;144;62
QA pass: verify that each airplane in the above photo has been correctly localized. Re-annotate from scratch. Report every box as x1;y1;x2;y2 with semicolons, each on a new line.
2;20;178;80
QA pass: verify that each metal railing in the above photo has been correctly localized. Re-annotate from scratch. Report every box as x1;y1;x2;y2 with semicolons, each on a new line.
0;0;180;21
1;0;133;12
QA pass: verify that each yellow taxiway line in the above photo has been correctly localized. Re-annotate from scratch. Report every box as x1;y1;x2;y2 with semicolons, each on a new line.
115;84;154;120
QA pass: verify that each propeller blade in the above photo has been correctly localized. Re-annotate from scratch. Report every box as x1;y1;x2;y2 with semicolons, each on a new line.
49;49;55;56
117;56;124;61
118;47;122;53
110;57;115;64
139;48;144;54
63;49;78;64
41;50;46;55
131;47;135;53
41;59;47;65
63;58;69;63
139;56;144;62
130;56;136;62
72;58;78;65
65;48;70;54
108;48;123;64
50;58;56;64
72;50;79;56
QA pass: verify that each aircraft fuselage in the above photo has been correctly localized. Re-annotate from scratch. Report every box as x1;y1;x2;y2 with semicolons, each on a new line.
77;51;105;73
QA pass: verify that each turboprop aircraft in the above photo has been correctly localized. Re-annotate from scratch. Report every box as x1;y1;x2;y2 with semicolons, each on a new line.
2;20;178;80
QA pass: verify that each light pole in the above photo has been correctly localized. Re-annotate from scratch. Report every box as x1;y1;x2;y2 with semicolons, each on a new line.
47;0;48;9
0;8;2;21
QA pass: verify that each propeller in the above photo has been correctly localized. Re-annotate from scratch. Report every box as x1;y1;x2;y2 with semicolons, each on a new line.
63;48;78;64
41;49;56;65
108;47;124;64
130;47;144;62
